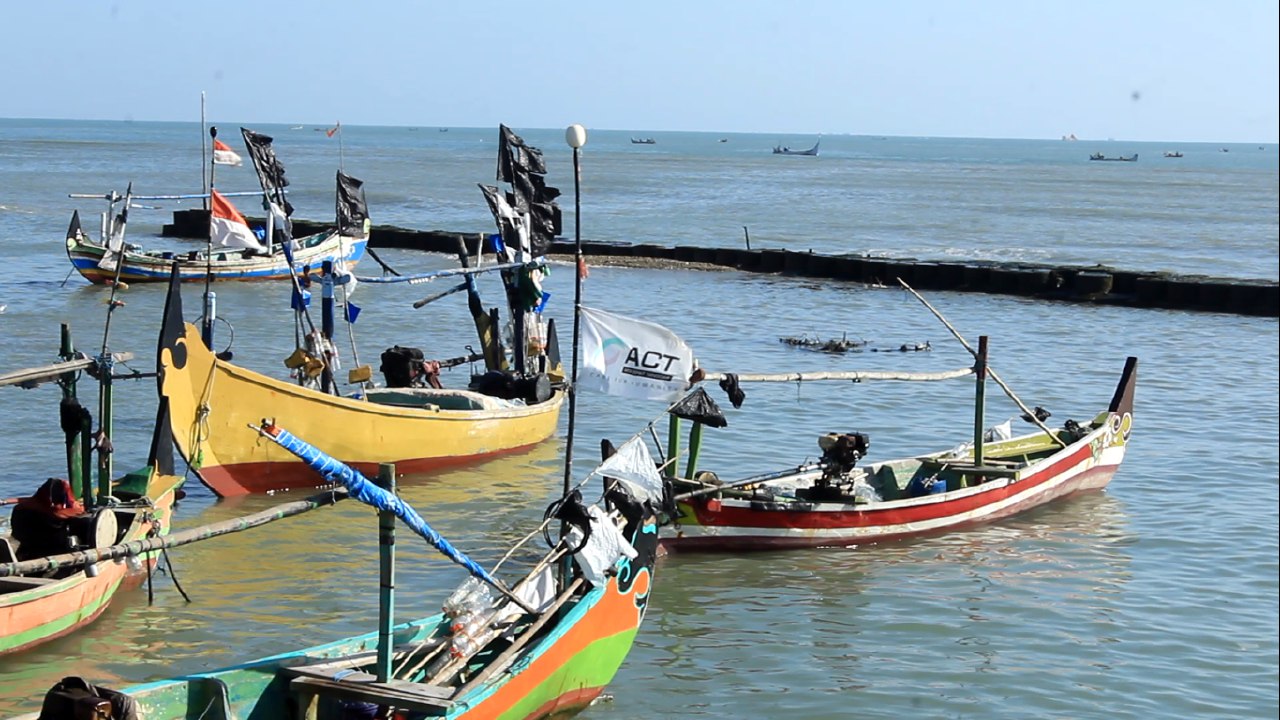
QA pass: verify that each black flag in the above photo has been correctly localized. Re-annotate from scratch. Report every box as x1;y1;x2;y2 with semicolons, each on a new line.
496;124;547;182
241;127;295;218
336;171;369;237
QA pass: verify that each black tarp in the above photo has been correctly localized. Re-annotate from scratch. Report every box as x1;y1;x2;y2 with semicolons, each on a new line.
668;386;728;428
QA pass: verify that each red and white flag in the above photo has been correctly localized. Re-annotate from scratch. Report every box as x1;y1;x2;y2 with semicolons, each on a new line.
325;122;341;138
212;139;242;166
210;190;264;250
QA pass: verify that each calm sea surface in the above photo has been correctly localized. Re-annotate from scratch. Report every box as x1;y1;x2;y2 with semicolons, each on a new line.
0;120;1276;718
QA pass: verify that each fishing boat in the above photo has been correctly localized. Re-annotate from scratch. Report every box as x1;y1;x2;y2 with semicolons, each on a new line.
630;137;656;144
157;272;565;496
772;138;820;156
64;128;371;284
664;282;1137;551
161;125;574;496
0;327;184;656
1088;152;1139;162
1163;151;1184;158
666;348;1136;551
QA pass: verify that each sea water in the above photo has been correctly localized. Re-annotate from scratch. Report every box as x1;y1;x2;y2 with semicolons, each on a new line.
0;120;1275;718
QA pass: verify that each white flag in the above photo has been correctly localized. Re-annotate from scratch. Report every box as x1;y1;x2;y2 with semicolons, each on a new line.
596;436;665;504
210;190;265;251
579;306;694;402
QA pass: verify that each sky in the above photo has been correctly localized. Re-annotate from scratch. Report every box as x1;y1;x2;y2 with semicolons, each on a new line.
2;1;1276;143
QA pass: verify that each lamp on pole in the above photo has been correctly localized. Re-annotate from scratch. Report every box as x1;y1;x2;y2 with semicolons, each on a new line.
560;124;587;584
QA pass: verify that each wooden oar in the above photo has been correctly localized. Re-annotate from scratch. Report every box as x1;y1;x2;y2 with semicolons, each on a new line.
896;278;1067;448
0;352;134;389
0;487;347;577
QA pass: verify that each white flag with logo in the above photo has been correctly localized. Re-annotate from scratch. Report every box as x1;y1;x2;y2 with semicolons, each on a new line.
579;306;694;402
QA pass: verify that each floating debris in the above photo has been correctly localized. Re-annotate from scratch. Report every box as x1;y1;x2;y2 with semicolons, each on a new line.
779;334;868;353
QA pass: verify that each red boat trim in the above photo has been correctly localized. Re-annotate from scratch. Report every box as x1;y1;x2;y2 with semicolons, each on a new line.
197;441;545;496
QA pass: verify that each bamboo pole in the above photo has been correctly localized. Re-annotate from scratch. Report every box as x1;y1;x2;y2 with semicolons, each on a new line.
0;353;134;389
699;368;973;383
896;278;1067;448
0;488;348;577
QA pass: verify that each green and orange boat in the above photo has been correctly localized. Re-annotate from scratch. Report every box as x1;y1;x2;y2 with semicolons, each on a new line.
1;329;184;657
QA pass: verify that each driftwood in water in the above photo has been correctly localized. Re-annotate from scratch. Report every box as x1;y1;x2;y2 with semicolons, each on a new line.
701;367;973;383
0;487;347;577
0;352;134;389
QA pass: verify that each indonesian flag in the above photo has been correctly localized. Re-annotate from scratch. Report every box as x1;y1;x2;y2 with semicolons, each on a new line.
212;139;242;166
210;190;265;251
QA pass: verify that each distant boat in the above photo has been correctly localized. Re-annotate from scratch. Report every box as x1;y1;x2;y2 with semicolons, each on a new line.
1163;151;1183;158
719;138;728;143
1062;133;1078;141
773;139;820;156
439;128;449;132
289;125;303;130
1089;152;1138;162
630;137;655;144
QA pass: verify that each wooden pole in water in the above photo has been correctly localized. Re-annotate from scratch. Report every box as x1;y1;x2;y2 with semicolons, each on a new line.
376;463;396;683
973;336;988;468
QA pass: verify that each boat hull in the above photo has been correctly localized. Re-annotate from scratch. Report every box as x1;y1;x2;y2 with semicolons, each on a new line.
0;472;182;656
66;228;367;284
161;323;565;496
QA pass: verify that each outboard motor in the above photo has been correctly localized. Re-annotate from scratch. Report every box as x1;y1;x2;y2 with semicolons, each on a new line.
818;432;870;480
470;371;552;405
379;346;426;388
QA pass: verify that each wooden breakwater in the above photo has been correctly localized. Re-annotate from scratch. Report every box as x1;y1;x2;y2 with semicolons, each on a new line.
161;212;1278;318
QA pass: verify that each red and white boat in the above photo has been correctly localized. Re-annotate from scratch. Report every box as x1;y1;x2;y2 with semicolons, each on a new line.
666;356;1137;552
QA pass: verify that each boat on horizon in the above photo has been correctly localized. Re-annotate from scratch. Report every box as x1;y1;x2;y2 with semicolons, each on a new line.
772;138;820;156
1089;152;1138;162
630;137;655;144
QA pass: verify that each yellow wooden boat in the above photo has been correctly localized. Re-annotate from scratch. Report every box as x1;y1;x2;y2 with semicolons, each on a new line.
160;322;564;496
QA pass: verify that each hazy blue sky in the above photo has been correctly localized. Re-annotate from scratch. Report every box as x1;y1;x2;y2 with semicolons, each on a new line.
3;1;1276;142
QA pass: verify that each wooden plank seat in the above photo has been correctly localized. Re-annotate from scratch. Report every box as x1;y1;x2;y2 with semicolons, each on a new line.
290;671;455;716
284;642;456;718
920;457;1022;478
0;575;60;592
